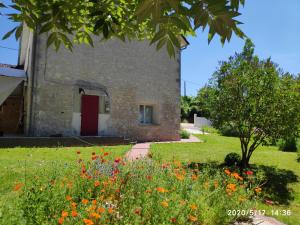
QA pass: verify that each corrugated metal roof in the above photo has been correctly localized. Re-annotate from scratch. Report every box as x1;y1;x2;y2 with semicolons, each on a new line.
0;66;26;78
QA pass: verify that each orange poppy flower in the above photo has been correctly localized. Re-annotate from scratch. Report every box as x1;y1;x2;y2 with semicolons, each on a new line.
224;169;231;176
189;215;197;222
145;189;152;194
66;195;72;201
58;217;64;224
82;199;89;204
255;187;262;193
156;187;168;193
92;200;97;205
13;183;23;191
108;207;114;214
71;202;77;208
61;210;68;218
190;204;197;210
94;180;100;187
231;172;243;181
71;211;78;217
227;183;237;191
83;218;94;225
175;173;184;181
134;208;141;215
214;180;219;188
160;201;169;208
90;212;101;219
191;174;198;181
97;207;105;213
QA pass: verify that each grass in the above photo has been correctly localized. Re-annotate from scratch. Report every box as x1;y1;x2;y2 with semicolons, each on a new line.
0;145;130;205
151;134;300;225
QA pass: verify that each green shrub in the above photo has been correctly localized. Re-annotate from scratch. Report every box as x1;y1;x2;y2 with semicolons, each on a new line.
201;126;219;134
180;130;190;139
219;125;240;137
279;137;298;152
224;153;241;166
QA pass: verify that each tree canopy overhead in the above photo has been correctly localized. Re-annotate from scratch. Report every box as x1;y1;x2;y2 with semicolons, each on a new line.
0;0;245;56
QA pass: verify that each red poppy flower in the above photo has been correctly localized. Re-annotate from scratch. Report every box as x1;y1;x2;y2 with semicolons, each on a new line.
170;218;176;223
244;170;254;176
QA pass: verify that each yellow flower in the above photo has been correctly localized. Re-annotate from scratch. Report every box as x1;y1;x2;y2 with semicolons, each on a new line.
161;201;169;208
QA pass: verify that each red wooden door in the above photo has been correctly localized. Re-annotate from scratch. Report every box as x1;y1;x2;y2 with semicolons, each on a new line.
81;95;99;136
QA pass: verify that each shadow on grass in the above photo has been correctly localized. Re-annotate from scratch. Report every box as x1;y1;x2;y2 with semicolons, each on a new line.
255;165;298;205
187;162;298;205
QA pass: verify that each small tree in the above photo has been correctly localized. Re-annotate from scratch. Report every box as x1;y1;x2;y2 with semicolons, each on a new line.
181;96;198;122
207;40;300;168
195;86;215;118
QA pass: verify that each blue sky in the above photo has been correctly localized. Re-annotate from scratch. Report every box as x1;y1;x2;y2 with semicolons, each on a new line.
1;0;300;96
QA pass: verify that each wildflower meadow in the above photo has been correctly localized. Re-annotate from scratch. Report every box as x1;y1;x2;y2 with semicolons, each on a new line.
1;149;266;225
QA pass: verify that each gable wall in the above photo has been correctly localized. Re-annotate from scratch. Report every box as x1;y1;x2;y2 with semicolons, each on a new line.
30;34;181;141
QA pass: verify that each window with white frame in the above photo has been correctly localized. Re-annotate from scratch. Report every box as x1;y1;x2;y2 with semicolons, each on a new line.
139;105;153;124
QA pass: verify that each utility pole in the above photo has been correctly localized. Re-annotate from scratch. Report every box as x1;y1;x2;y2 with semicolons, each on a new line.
184;81;186;96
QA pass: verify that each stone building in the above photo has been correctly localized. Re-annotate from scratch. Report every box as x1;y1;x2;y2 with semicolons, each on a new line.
0;29;188;141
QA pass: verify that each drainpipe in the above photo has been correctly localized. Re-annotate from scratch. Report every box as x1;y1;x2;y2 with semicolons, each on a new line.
25;31;37;136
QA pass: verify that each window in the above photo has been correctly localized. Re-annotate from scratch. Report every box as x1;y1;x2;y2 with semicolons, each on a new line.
139;105;153;124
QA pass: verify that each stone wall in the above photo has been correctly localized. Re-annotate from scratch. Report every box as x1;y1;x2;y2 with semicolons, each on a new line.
29;34;181;141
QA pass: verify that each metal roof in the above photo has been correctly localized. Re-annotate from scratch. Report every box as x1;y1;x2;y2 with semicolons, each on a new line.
0;66;26;78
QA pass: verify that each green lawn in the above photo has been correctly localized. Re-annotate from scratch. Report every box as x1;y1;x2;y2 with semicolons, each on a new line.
151;134;300;225
0;145;130;204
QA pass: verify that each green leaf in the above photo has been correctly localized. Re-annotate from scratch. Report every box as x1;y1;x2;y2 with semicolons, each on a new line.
103;23;109;39
54;39;61;51
135;0;153;15
15;25;23;40
2;27;17;40
166;39;175;57
40;23;53;34
84;33;94;47
150;29;166;45
47;32;57;48
166;0;179;11
156;38;166;50
168;32;180;48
